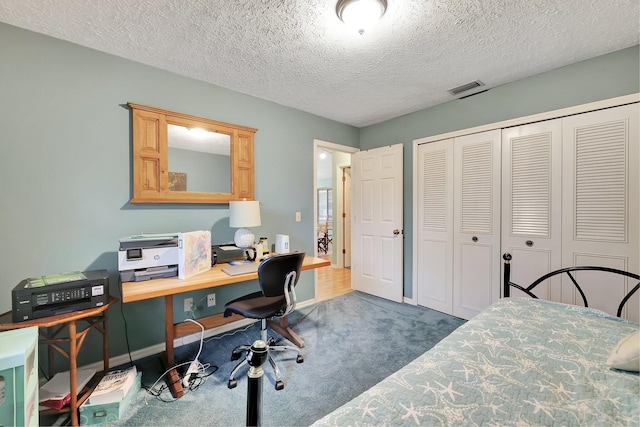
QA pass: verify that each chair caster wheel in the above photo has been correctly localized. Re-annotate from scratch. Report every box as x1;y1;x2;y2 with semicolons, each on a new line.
296;355;304;363
228;379;237;389
275;381;284;390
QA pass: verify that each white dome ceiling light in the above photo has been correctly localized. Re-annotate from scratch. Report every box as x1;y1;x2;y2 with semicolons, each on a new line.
336;0;388;35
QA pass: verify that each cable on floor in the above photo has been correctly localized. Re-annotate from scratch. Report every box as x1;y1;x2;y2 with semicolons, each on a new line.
143;318;217;403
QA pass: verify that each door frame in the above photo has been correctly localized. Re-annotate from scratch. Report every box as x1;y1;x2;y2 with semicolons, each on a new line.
341;165;352;268
313;139;358;295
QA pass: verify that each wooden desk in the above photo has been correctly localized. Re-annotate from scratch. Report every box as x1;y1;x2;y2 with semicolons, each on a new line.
0;296;118;427
121;255;329;398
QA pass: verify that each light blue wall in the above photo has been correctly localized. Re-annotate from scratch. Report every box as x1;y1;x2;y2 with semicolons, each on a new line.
0;23;359;366
359;45;640;298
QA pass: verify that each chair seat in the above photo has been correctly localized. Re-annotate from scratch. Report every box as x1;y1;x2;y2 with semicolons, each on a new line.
224;291;287;319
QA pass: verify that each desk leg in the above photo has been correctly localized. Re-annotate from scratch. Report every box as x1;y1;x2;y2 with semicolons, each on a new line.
68;321;79;427
268;316;305;348
164;295;184;398
47;327;55;377
102;310;109;373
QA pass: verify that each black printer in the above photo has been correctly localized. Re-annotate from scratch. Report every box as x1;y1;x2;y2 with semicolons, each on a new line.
211;244;251;265
11;270;110;322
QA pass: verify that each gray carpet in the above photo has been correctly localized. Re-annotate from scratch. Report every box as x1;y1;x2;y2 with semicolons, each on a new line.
109;291;465;426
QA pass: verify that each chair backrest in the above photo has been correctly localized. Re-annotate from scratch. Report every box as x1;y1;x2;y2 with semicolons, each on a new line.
258;252;305;316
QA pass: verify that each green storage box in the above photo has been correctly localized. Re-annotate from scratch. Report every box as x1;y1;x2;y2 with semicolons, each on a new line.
0;327;39;427
79;372;141;425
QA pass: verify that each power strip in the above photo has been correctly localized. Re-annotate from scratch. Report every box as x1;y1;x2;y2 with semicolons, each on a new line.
182;360;200;387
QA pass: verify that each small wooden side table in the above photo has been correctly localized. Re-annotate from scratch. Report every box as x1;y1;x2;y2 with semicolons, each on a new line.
0;296;118;427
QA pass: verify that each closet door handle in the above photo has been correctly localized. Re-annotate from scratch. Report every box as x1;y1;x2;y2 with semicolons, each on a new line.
526;240;533;247
472;236;478;242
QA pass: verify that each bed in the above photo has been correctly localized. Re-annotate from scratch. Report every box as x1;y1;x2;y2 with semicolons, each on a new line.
313;257;640;426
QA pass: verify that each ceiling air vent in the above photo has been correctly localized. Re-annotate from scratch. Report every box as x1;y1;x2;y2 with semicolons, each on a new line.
448;80;485;96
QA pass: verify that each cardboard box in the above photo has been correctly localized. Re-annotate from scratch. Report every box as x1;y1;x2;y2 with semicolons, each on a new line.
79;372;141;425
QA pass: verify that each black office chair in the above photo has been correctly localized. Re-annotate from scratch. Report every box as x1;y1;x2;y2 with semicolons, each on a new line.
224;252;305;390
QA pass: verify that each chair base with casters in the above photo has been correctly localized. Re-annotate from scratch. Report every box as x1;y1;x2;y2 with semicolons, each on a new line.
227;318;303;390
223;252;306;390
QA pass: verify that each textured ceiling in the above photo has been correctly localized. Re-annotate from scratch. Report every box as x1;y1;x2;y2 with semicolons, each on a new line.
0;0;638;127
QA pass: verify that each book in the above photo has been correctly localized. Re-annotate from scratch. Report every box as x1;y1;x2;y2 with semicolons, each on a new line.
39;368;96;410
88;366;138;405
178;230;212;279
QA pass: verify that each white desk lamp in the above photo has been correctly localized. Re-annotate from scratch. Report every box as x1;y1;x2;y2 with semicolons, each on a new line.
229;200;261;248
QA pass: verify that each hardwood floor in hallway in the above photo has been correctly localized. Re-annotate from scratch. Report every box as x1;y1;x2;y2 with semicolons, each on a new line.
316;255;352;301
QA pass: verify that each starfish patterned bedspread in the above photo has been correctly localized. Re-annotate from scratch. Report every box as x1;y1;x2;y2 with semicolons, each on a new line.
313;298;639;426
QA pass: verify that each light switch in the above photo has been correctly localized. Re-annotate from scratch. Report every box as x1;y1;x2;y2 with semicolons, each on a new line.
295;212;301;222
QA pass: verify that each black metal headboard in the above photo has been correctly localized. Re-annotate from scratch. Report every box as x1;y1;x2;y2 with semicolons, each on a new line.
502;253;640;318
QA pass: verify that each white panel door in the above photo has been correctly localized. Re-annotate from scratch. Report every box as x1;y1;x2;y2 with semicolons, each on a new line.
351;144;403;302
453;130;501;319
416;139;454;313
501;119;563;301
561;104;639;321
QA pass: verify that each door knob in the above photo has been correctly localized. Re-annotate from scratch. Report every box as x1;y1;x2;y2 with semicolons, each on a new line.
393;229;400;235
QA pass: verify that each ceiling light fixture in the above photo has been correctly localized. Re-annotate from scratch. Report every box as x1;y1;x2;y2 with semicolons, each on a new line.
336;0;387;35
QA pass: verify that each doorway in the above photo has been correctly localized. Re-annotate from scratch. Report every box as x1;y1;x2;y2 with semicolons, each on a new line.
314;140;358;300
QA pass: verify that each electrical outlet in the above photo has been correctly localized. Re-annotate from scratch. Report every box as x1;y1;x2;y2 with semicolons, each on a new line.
184;297;193;312
207;293;216;307
296;211;301;222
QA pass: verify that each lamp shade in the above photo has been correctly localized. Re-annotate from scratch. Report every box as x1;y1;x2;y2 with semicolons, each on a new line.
229;200;261;248
229;200;261;227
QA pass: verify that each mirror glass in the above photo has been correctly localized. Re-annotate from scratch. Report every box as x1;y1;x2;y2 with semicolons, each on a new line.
167;124;231;193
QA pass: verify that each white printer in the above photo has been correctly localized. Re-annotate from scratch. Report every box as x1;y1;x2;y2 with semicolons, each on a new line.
118;233;180;282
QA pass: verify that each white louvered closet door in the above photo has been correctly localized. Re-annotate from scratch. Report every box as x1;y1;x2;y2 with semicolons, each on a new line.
453;130;501;319
562;104;639;321
416;139;454;313
501;119;563;301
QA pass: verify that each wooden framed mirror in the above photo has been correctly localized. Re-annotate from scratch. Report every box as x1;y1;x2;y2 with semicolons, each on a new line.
128;102;256;203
